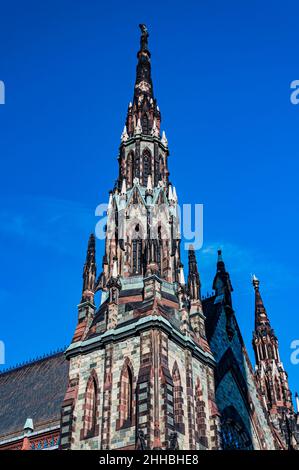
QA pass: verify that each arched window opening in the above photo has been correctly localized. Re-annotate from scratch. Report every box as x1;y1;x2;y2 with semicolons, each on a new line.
118;359;134;429
220;406;253;450
265;379;272;406
126;152;134;187
132;238;142;275
127;367;133;422
142;113;149;134
172;362;185;434
159;155;164;181
83;373;98;439
142;150;151;186
275;378;282;401
195;378;208;448
154;154;160;186
134;156;140;178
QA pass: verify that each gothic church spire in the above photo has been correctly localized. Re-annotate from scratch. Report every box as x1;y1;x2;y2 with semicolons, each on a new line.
81;233;97;303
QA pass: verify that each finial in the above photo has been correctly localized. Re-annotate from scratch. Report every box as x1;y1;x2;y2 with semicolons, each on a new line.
216;248;226;274
121;125;128;142
173;186;178;202
152;118;159;137
252;273;260;289
161;130;168;147
112;258;118;278
168;185;173;201
146;174;153;192
179;266;185;286
23;418;34;434
121;178;127;195
135;118;142;135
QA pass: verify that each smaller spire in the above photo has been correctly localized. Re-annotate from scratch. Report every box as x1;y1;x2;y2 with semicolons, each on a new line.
135;118;142;135
112;258;118;278
121;178;127;195
216;249;225;272
252;275;270;330
82;234;97;302
152;118;159;137
146;174;153;192
179;265;185;286
252;273;259;289
161;130;168;147
172;186;178;202
121;125;128;142
168;185;173;202
188;245;201;300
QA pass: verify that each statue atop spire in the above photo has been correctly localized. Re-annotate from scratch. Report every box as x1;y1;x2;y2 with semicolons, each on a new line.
139;24;149;51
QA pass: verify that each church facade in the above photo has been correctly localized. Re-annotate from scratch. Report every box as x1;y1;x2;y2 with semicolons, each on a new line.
0;25;298;451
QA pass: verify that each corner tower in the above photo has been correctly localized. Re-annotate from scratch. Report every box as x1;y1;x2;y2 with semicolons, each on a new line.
252;275;297;448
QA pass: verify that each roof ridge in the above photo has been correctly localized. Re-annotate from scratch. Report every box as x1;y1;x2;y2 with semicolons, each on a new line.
0;346;66;376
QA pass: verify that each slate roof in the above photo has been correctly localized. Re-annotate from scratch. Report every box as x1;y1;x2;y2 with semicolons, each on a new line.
202;295;219;341
0;352;69;441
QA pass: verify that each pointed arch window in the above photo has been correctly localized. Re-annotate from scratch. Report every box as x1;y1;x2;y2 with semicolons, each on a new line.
265;379;272;406
172;362;185;433
132;237;142;275
154;153;160;186
275;378;282;401
126;152;134;188
142;113;149;134
195;377;208;447
159;155;164;181
220;406;253;450
142;149;151;186
134;155;140;178
117;359;134;429
83;372;99;439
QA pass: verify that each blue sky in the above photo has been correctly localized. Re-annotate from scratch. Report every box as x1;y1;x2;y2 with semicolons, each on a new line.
0;1;298;395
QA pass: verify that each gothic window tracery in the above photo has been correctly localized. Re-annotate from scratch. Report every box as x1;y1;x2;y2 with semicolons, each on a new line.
118;359;134;429
195;377;208;447
159;155;164;181
134;155;140;178
142;113;149;134
172;362;185;434
83;372;99;439
126;152;134;187
220;406;253;450
275;378;282;401
132;237;142;275
142;149;151;186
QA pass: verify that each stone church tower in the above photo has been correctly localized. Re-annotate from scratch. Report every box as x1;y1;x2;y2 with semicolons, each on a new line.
59;24;220;451
58;25;298;451
0;24;298;453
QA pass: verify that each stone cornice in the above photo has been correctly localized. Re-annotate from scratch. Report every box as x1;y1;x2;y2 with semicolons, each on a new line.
66;314;215;367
